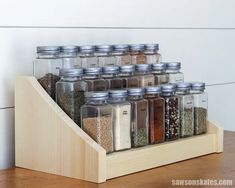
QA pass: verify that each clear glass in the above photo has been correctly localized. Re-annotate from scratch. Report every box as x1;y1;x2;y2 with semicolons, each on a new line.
128;95;149;147
161;93;180;141
56;76;87;127
153;71;169;85
102;74;123;90
96;52;116;67
113;51;132;66
60;52;82;68
135;71;155;87
144;49;162;64
130;51;147;64
119;73;140;88
176;90;194;137
80;52;98;68
34;53;62;100
167;70;184;83
191;90;208;135
145;94;165;144
81;99;114;153
109;97;131;151
83;75;108;91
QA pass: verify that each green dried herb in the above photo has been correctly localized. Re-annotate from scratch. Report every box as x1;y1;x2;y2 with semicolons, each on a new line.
194;107;207;135
132;128;148;147
181;108;194;137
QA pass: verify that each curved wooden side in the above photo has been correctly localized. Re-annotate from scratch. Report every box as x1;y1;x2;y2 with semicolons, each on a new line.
15;76;106;183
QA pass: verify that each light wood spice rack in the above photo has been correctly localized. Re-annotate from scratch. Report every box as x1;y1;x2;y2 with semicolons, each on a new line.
15;76;224;183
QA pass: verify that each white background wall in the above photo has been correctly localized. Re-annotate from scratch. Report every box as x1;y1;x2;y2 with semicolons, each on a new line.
0;0;235;169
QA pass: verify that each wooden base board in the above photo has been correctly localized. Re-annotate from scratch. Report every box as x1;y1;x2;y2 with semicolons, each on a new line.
15;76;223;183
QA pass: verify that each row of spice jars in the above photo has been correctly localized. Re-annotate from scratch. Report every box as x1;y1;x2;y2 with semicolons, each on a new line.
35;44;161;69
35;63;184;100
79;83;208;153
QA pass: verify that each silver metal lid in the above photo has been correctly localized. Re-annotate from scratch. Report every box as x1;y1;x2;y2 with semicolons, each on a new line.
95;45;113;52
128;88;145;96
166;62;181;70
145;86;162;94
103;66;119;74
59;68;84;77
176;83;192;91
85;91;109;100
161;84;177;93
84;67;102;75
145;44;159;50
191;82;206;90
136;64;152;71
80;45;95;53
37;46;60;53
120;65;135;73
60;46;79;53
113;44;129;51
130;44;145;51
109;90;128;98
152;63;167;71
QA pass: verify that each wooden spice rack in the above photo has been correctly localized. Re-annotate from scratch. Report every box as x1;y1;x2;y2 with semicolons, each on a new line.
15;76;224;183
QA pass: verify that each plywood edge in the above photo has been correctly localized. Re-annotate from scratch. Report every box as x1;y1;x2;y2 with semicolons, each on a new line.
15;76;106;183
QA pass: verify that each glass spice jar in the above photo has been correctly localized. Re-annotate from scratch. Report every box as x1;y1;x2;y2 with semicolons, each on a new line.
59;46;81;68
166;62;184;83
34;46;62;100
112;44;132;66
135;64;155;87
130;44;147;64
109;90;131;151
119;65;140;88
95;45;116;67
152;63;169;85
128;88;149;147
176;83;194;137
56;68;87;127
81;91;114;153
79;45;98;68
83;67;107;91
102;66;122;90
144;44;161;64
161;84;180;141
145;86;165;144
190;82;208;135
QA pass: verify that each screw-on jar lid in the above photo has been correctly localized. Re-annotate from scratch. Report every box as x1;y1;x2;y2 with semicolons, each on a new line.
59;68;84;77
37;46;60;53
130;44;145;51
128;88;145;96
113;44;129;51
191;82;206;91
95;45;113;52
145;44;159;50
161;84;177;93
60;45;79;53
85;91;109;100
80;45;95;53
84;67;102;75
109;90;128;98
145;86;162;94
136;64;152;72
120;65;135;73
152;63;167;71
166;62;181;70
103;66;119;74
176;82;192;91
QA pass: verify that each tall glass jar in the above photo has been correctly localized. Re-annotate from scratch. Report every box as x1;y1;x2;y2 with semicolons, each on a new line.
145;86;165;144
144;44;161;64
34;46;62;100
112;44;131;66
130;44;147;64
161;84;180;141
81;92;114;153
176;83;194;137
119;65;139;88
79;45;98;68
135;64;155;87
166;62;184;83
128;88;149;147
56;68;87;127
152;63;169;85
83;67;107;91
190;82;208;135
109;90;131;151
59;46;81;68
102;66;122;89
95;45;116;66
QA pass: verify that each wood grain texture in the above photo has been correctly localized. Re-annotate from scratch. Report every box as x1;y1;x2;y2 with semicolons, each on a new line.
1;131;234;188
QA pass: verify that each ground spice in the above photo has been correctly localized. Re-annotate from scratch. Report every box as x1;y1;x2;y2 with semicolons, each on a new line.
38;73;60;100
132;128;148;147
180;108;194;137
194;107;207;135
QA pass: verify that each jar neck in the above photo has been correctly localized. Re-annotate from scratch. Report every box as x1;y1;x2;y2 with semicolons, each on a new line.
145;93;160;98
109;97;127;103
161;92;175;97
95;52;110;57
176;90;190;95
190;90;204;94
61;76;82;81
119;72;133;77
83;74;100;79
144;49;158;55
166;69;180;73
128;95;144;100
102;73;117;78
79;52;94;57
87;99;107;105
135;70;151;75
152;70;165;74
